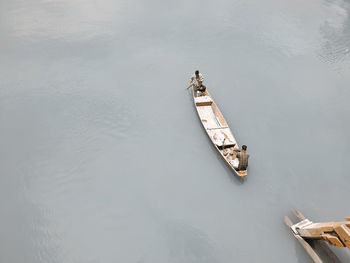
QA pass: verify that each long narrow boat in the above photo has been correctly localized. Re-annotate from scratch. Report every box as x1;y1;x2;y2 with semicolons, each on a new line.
192;89;247;179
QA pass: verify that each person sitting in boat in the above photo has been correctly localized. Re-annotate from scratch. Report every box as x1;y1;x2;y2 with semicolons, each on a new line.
235;145;249;171
189;70;206;97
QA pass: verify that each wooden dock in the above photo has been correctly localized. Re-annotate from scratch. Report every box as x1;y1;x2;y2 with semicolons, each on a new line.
284;210;343;263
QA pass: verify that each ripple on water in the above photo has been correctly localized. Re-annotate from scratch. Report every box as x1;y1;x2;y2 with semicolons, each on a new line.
318;1;350;66
11;85;143;208
27;204;61;263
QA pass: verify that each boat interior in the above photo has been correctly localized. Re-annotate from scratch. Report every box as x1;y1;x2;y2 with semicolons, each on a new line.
194;93;246;174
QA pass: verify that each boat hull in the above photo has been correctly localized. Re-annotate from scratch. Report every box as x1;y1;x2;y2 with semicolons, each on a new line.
192;89;247;179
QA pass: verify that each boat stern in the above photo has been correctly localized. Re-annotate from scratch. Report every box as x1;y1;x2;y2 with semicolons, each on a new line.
237;170;247;179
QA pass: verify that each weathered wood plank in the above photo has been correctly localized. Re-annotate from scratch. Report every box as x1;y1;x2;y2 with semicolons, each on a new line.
291;211;342;262
313;240;342;263
284;216;323;263
293;210;306;220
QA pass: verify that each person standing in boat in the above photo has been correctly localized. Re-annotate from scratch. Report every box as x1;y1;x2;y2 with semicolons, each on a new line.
236;145;249;171
189;70;206;97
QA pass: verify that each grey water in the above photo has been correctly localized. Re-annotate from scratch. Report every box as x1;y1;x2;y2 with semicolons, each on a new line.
0;0;350;262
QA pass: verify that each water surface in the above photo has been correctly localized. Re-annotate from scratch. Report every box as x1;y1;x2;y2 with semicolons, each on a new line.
1;0;350;262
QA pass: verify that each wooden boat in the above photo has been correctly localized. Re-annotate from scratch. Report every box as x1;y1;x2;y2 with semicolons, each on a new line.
192;89;247;179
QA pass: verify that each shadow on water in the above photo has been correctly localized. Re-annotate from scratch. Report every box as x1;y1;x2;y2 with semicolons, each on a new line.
293;238;346;263
292;239;314;263
187;90;244;187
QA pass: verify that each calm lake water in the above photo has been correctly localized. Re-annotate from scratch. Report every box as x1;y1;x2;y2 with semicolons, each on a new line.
1;0;350;262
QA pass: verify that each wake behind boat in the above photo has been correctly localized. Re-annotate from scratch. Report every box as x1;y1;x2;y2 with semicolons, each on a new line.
191;89;248;179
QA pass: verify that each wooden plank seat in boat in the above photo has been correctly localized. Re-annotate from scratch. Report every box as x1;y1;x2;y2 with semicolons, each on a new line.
207;127;229;130
194;96;213;106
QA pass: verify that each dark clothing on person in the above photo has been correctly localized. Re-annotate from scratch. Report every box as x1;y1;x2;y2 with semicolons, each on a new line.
197;84;206;92
236;150;249;171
